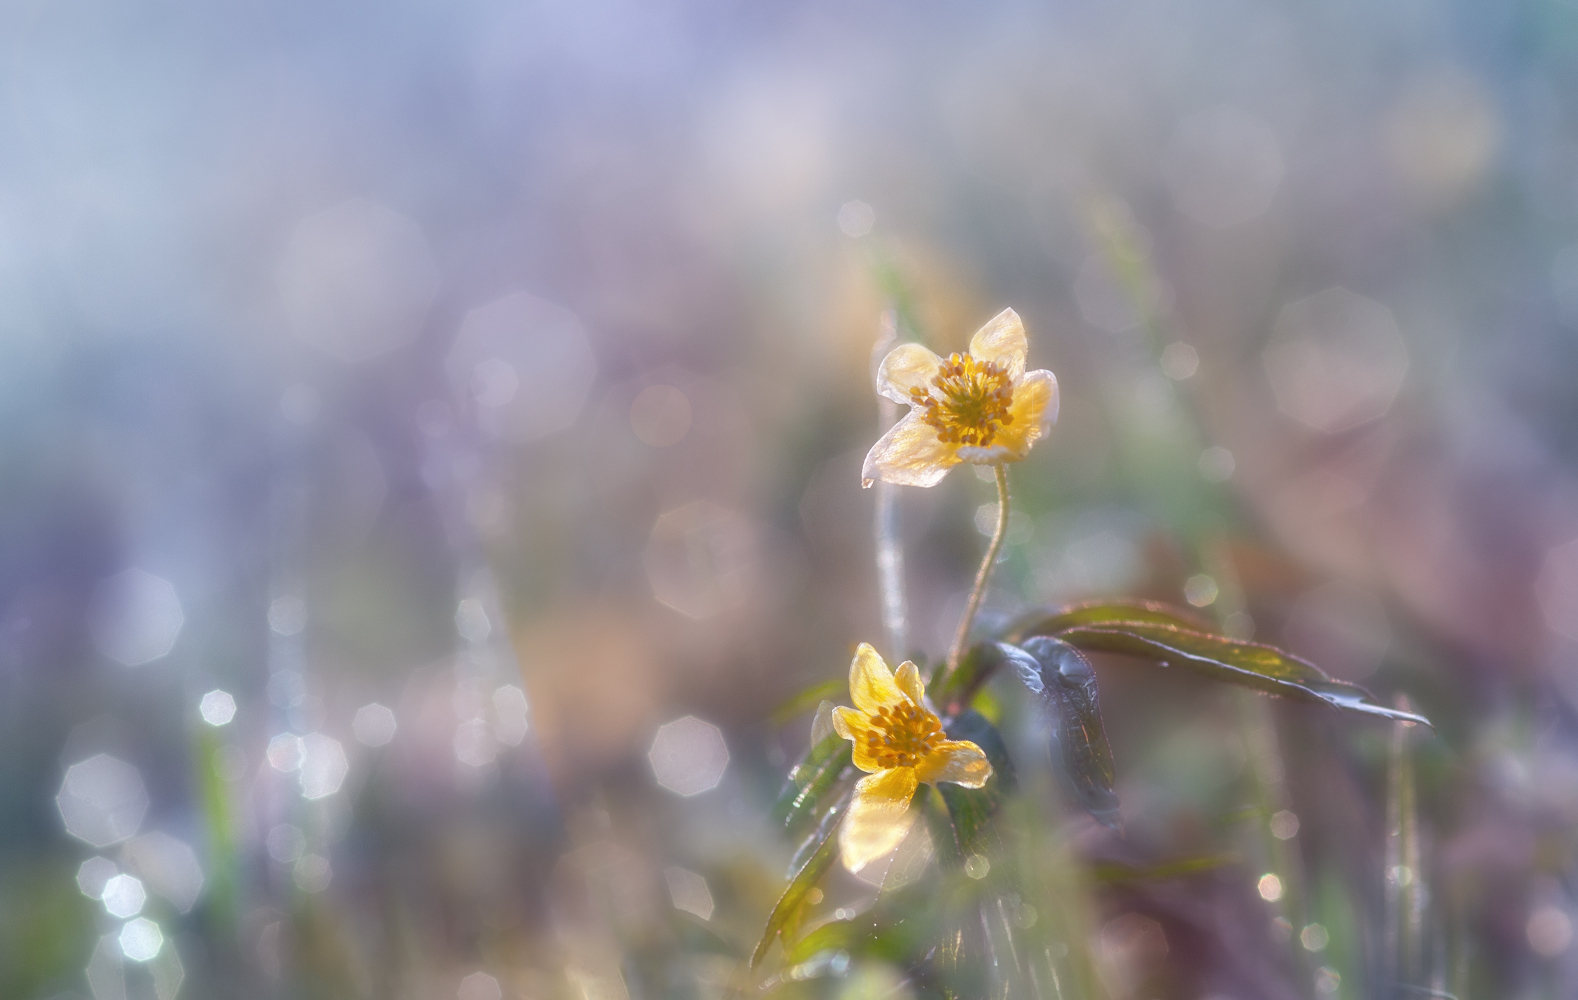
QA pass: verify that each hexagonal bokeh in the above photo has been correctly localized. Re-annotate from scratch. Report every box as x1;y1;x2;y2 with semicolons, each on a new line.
101;873;146;918
277;199;439;363
493;684;529;747
77;856;119;898
57;754;149;848
119;917;163;962
663;866;715;920
89;568;184;667
643;502;760;619
648;716;729;797
1163;106;1283;229
353;703;398;747
458;971;503;1000
1262;287;1409;434
267;733;305;772
446;292;598;442
298;734;349;800
124;831;205;913
1537;538;1578;641
199;689;236;726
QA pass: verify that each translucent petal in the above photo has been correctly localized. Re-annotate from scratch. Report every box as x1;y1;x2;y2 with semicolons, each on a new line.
839;767;919;872
968;308;1028;380
862;413;959;488
809;700;836;747
876;343;945;405
893;661;927;707
914;740;992;788
986;369;1058;462
848;644;906;714
832;706;886;773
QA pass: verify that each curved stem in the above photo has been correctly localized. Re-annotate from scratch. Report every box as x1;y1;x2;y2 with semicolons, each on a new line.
945;464;1010;675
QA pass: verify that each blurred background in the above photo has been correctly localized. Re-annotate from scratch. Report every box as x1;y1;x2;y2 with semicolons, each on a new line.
6;0;1578;997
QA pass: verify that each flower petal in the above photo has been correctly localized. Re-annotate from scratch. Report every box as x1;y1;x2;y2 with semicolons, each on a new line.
832;705;886;773
810;700;837;747
848;643;906;714
876;343;945;406
838;767;920;872
861;412;959;488
968;308;1028;381
914;740;992;788
893;660;927;707
984;369;1058;463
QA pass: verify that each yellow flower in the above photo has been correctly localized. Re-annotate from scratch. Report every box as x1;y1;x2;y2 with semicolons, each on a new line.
831;643;992;872
862;308;1058;488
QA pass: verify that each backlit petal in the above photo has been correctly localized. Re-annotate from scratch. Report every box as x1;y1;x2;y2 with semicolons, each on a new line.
893;660;927;707
914;740;992;788
876;343;945;406
839;767;919;872
849;643;906;714
810;700;837;747
968;308;1028;381
986;369;1058;462
862;412;959;488
833;706;885;773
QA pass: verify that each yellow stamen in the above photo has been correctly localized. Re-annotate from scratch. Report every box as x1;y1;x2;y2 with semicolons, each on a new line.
908;353;1015;447
862;701;946;769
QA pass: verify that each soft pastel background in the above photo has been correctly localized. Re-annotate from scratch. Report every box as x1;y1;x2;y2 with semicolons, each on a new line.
5;0;1578;997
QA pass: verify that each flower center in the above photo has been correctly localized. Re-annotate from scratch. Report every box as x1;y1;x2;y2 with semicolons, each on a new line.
908;353;1015;448
863;700;946;769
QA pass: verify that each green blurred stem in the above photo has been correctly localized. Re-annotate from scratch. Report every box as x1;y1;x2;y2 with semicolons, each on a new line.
946;464;1009;675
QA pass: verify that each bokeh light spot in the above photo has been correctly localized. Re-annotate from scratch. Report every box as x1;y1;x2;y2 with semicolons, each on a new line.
119;917;163;962
455;598;491;644
1184;574;1219;607
1528;905;1573;956
267;734;305;772
353;703;398;747
1160;342;1199;380
1300;923;1329;951
269;596;307;636
267;824;306;864
837;200;875;237
648;716;729;796
1198;446;1236;483
493;685;529;746
459;971;503;1000
101;874;146;918
77;856;119;898
644;502;761;619
293;854;332;893
630;384;693;447
1257;873;1283;901
454;718;498;767
89;569;183;667
57;754;149;848
199;689;236;726
124;832;204;913
1270;810;1300;840
1263;288;1408;434
663;866;715;920
298;734;349;800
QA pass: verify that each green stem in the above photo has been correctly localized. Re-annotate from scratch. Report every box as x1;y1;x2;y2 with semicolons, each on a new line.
945;464;1010;675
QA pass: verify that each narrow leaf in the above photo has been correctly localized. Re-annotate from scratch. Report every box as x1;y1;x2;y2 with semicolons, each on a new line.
1008;599;1210;642
772;729;855;835
1058;622;1433;727
769;679;846;727
1089;852;1240;885
1019;636;1121;829
752;802;844;969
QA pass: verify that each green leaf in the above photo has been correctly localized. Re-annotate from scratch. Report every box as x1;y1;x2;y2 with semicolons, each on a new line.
935;710;1015;859
930;641;1039;718
769;679;846;727
771;729;855;837
752;803;844;969
1007;599;1210;642
1018;636;1121;830
1057;621;1433;727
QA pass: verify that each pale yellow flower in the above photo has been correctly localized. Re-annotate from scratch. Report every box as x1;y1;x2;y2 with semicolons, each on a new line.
862;308;1058;488
831;643;992;872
